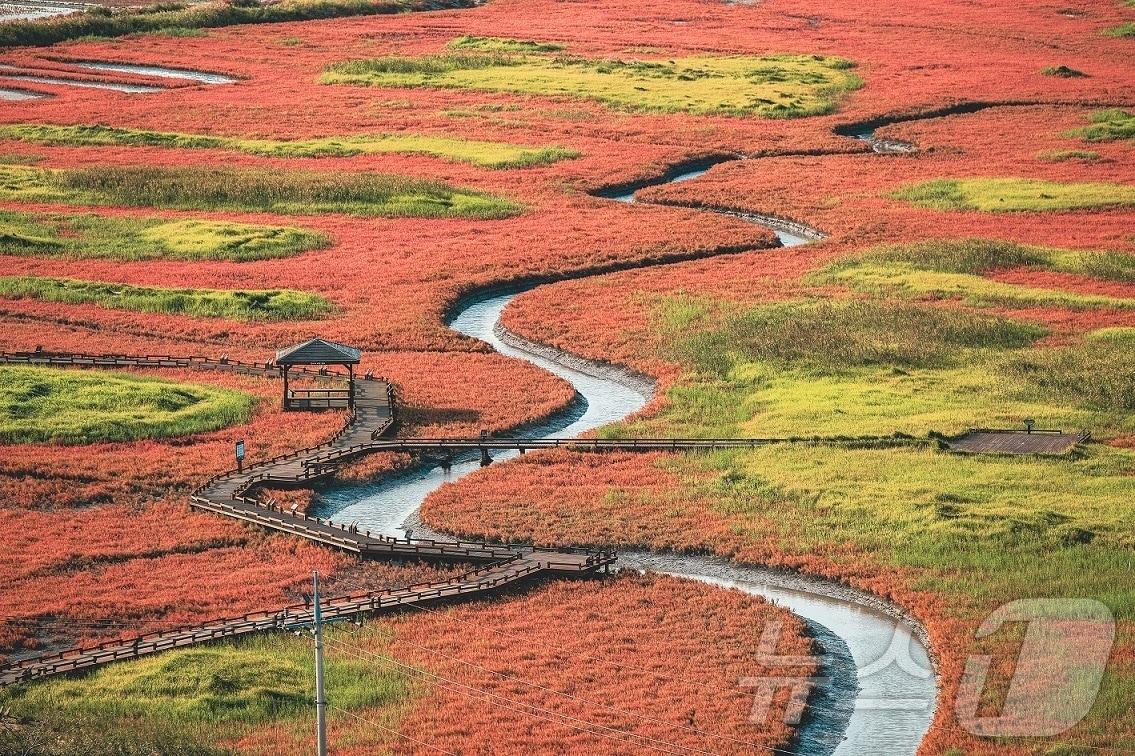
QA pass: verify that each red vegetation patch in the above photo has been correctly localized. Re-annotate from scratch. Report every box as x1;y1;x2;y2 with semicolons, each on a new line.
1;0;1133;749
236;573;815;754
988;267;1135;299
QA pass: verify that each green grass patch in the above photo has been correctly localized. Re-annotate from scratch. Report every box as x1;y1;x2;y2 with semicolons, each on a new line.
820;238;1135;282
1036;148;1103;162
0;365;255;444
0;276;334;321
893;177;1135;212
0;152;42;165
0;629;413;753
701;443;1135;554
632;291;1135;439
662;298;1044;377
448;35;564;53
1069;109;1135;142
1102;22;1135;37
323;46;862;118
810;239;1135;311
817;263;1135;311
0;164;520;219
1041;65;1086;77
0;123;578;169
0;210;328;262
0;0;476;49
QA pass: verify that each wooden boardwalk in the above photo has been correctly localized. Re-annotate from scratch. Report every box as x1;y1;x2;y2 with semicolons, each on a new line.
0;350;614;686
948;428;1090;455
0;559;544;685
2;350;1091;684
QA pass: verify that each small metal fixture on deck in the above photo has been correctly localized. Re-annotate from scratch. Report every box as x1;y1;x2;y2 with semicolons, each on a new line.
275;338;362;411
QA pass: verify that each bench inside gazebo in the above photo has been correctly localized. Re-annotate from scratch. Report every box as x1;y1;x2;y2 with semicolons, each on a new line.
275;338;361;411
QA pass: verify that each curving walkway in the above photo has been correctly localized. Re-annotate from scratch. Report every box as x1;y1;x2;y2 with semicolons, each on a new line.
0;100;1115;728
0;350;615;685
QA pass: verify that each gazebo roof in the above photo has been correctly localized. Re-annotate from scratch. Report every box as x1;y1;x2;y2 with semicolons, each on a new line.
275;338;361;366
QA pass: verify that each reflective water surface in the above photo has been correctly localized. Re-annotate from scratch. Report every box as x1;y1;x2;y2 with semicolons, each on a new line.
318;291;937;754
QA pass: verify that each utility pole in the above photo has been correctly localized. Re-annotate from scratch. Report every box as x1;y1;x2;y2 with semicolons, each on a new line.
313;570;328;756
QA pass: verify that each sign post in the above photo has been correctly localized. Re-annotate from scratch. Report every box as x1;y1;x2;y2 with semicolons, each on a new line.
1023;418;1035;435
235;440;246;472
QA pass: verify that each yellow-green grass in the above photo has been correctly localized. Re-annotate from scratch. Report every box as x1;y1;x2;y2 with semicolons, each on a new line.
323;47;862;118
1070;108;1135;142
1036;148;1103;162
0;629;413;754
810;239;1135;311
619;298;1133;440
893;177;1135;212
0;210;328;262
0;123;579;169
822;238;1135;282
1103;22;1135;37
0;276;334;321
0;365;255;444
818;264;1135;310
448;34;564;53
0;152;41;165
610;292;1135;750
0;165;520;219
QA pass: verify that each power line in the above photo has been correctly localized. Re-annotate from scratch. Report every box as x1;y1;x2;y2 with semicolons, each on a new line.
328;704;460;756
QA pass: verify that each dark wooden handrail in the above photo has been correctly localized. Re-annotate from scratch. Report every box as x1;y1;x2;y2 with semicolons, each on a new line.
0;349;621;686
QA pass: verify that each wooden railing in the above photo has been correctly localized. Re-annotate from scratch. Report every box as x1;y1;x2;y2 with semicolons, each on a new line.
0;559;539;684
0;348;621;686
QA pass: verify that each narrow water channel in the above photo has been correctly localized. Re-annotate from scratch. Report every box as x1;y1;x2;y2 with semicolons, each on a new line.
316;289;937;754
316;118;946;753
69;61;238;85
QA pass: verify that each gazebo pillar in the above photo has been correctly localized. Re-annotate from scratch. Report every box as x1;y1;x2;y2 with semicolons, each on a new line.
273;339;362;413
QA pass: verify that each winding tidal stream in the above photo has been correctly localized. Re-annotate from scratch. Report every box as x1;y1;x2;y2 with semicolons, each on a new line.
318;290;937;754
315;117;953;753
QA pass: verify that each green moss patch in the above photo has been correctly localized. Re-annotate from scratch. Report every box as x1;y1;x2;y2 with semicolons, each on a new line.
1041;65;1086;77
0;630;412;752
893;177;1135;212
812;239;1135;311
0;276;334;321
0;123;578;169
0;210;328;262
0;365;255;444
448;35;564;53
0;165;520;219
1036;148;1102;162
1069;109;1135;142
323;45;862;118
0;0;476;50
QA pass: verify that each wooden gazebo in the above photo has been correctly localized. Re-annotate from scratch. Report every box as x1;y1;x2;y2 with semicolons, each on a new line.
275;338;361;411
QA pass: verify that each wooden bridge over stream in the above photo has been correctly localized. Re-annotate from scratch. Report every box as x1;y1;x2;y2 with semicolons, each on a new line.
0;348;1089;685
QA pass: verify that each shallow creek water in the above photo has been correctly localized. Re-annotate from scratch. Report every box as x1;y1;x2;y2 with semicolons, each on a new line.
317;288;937;754
69;61;238;85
